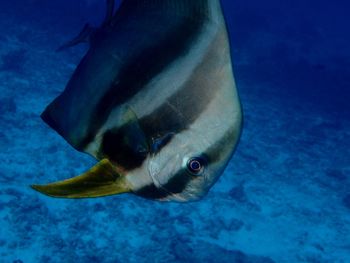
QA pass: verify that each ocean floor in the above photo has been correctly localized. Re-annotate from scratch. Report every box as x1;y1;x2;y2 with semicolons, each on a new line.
0;0;349;262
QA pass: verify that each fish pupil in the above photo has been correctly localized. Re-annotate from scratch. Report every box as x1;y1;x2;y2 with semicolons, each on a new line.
187;158;204;175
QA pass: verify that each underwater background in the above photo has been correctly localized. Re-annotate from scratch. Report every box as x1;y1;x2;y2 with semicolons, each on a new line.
0;0;349;262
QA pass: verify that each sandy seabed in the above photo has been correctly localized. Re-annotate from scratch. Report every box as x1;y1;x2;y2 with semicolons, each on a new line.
0;1;349;262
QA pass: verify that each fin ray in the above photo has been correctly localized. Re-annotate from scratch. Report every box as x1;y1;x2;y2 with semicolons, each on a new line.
56;23;95;52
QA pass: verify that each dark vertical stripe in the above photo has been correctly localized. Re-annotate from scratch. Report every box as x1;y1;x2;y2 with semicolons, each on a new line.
135;125;239;200
78;10;206;150
100;127;148;170
99;27;228;170
135;168;192;199
139;29;228;150
134;184;170;199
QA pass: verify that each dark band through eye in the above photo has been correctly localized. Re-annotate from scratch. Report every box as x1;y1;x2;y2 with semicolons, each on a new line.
187;157;205;175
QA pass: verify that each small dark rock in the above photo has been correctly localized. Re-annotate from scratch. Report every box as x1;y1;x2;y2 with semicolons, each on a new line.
93;203;105;212
313;243;325;252
325;169;347;181
229;181;248;203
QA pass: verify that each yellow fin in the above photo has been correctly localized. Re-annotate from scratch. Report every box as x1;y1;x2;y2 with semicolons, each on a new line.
31;159;131;198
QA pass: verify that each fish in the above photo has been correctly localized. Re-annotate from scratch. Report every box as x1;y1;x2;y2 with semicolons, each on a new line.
32;0;243;202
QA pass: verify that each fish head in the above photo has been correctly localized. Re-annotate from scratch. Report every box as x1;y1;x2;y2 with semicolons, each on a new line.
134;125;238;202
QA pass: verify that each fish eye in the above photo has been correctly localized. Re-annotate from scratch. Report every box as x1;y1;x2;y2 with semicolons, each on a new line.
187;157;205;175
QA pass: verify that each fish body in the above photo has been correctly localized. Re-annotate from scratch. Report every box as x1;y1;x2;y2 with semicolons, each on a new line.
33;0;242;202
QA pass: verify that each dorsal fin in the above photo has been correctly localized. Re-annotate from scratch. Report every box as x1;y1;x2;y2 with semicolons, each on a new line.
56;0;115;52
44;0;223;152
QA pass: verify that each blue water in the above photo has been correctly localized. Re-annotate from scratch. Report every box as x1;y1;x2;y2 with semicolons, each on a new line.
0;0;349;262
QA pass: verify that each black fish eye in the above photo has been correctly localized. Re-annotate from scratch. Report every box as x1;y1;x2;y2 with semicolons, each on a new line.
187;157;205;175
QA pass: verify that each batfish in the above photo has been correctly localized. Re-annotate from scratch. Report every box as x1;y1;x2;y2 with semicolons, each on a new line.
32;0;243;202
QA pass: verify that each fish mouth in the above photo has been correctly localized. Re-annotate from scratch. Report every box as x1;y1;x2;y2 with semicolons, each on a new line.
31;159;132;198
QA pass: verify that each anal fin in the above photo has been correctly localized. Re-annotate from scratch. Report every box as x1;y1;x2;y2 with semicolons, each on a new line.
31;159;131;198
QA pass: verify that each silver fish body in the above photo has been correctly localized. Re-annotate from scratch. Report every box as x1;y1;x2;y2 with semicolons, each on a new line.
33;0;242;202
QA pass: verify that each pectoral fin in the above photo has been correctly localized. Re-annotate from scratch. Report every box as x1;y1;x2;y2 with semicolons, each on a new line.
120;106;149;154
99;106;149;169
31;159;131;198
